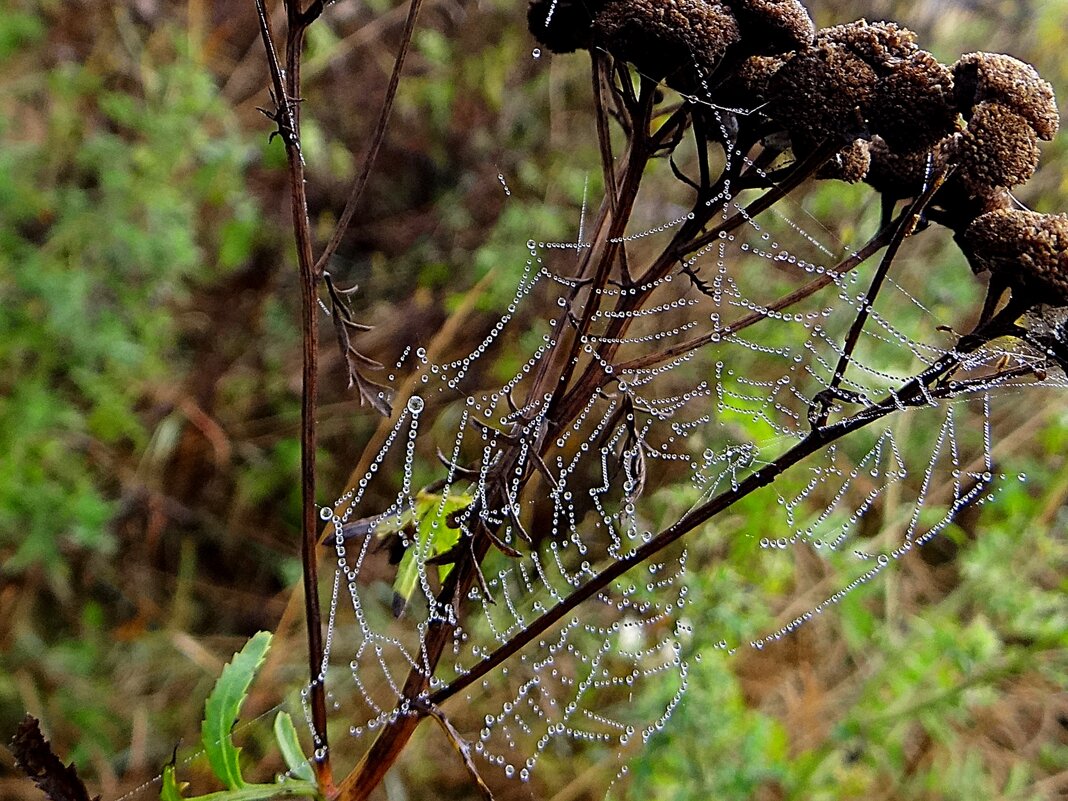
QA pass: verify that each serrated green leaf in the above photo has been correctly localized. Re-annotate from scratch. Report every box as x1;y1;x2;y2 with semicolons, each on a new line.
273;712;315;783
201;631;272;790
161;764;188;801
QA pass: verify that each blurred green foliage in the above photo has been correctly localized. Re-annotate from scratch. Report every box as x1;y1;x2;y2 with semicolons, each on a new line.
0;14;263;584
2;1;1068;800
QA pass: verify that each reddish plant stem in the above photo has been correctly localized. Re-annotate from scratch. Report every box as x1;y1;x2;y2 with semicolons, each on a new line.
254;0;331;789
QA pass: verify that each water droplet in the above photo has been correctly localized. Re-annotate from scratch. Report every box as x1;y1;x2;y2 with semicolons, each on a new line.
407;395;425;414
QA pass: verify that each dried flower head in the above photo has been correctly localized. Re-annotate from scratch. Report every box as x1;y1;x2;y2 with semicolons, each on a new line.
865;50;957;152
724;0;815;54
818;138;870;183
734;54;784;94
769;37;876;143
951;101;1041;195
823;19;916;66
527;0;604;54
964;209;1068;305
863;135;934;199
591;0;741;84
953;52;1060;141
769;20;956;153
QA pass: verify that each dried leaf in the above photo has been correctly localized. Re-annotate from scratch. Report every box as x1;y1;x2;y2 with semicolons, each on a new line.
323;273;392;417
8;716;99;801
353;371;393;417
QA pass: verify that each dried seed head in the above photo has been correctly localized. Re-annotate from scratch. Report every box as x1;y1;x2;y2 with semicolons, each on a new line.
954;52;1059;140
951;101;1041;195
822;19;917;67
591;0;741;84
770;20;956;152
866;51;957;152
734;54;785;97
964;209;1068;304
818;138;870;183
527;0;603;54
724;0;815;54
770;38;876;143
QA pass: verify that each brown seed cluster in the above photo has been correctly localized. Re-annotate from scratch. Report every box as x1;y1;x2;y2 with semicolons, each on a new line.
951;101;1042;196
965;210;1068;305
770;21;956;154
954;52;1059;141
529;0;1066;313
590;0;740;85
768;32;876;147
727;0;814;54
863;136;937;200
818;138;871;184
528;0;815;90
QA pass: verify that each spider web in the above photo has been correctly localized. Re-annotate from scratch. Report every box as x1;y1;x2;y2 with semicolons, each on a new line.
311;89;1068;792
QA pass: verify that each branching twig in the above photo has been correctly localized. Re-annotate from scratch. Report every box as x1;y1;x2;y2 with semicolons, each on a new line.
428;317;1016;706
810;167;949;428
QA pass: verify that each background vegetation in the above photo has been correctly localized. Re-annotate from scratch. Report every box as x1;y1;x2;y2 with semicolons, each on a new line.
1;0;1067;799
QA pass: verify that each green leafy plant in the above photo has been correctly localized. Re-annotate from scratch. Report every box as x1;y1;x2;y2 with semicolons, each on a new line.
161;633;319;801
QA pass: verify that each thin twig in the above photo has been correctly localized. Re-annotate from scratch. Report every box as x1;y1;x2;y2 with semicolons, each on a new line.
429;324;1008;706
312;0;426;276
810;168;948;428
423;703;497;801
614;224;895;374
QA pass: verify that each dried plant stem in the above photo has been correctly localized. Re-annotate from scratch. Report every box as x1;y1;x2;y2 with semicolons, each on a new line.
812;169;948;427
254;0;331;789
334;76;659;801
614;225;896;373
336;90;841;801
554;137;839;426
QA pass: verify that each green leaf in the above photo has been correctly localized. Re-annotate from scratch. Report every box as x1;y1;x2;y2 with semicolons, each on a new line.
273;712;315;783
201;632;272;790
169;782;319;801
391;488;473;616
161;764;188;801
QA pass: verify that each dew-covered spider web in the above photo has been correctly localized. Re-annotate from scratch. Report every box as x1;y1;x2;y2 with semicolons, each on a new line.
309;71;1068;795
